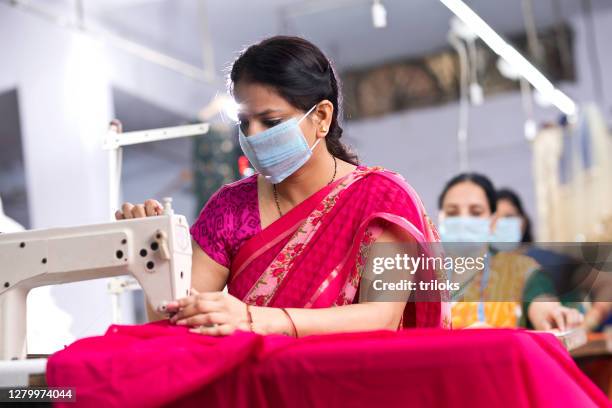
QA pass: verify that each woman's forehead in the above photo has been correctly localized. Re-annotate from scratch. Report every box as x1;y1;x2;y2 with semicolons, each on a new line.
444;182;488;206
497;199;519;214
234;82;289;109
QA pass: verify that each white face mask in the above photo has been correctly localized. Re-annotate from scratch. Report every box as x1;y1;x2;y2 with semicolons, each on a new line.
438;216;491;242
238;104;320;184
490;216;522;251
438;216;492;259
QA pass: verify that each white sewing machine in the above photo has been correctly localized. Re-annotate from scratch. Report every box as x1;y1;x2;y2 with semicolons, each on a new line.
0;198;192;363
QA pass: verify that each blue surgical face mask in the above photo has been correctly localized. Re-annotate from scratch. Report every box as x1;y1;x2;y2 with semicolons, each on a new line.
490;216;522;251
238;104;320;184
439;216;490;278
439;216;491;242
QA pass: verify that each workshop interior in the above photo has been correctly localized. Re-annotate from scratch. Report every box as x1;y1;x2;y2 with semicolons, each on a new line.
0;0;611;406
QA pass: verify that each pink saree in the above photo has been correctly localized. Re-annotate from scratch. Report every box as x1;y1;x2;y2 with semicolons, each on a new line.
228;166;450;329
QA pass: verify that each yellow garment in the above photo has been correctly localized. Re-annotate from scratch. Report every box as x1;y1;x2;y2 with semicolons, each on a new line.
452;252;538;329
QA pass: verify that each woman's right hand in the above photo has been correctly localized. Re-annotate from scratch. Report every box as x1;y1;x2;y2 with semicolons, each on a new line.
115;199;163;220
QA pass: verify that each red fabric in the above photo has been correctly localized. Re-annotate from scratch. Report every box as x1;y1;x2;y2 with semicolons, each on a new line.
47;322;610;408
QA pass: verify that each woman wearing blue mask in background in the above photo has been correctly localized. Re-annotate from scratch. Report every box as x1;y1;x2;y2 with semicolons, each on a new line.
495;189;533;243
437;173;579;330
495;189;586;331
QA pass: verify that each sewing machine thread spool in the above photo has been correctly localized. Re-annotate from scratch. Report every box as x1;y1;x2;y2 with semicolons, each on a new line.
162;197;174;216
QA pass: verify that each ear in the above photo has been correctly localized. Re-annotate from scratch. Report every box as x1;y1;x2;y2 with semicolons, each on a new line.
313;100;334;138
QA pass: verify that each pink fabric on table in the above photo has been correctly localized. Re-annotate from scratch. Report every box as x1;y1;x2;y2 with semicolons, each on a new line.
47;322;610;408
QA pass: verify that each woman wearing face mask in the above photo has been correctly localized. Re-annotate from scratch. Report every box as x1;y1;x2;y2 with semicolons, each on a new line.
438;175;583;330
495;189;586;331
116;36;448;336
495;188;533;243
438;173;542;329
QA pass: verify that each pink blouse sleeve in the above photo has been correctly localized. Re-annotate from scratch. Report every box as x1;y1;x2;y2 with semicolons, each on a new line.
190;176;260;269
190;187;232;268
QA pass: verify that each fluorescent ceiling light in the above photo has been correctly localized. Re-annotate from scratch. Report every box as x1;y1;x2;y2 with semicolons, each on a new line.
440;0;577;116
372;0;387;28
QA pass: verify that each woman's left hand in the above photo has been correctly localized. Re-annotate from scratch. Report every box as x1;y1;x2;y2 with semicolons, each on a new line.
167;289;249;336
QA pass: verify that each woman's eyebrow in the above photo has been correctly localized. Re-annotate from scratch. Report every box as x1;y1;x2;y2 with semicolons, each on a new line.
252;108;282;117
237;108;282;120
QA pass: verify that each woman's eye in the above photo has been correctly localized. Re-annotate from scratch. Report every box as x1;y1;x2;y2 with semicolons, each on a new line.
263;119;282;128
238;120;249;133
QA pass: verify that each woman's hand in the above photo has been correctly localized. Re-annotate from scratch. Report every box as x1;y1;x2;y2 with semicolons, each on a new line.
114;199;163;220
528;300;584;331
167;289;250;336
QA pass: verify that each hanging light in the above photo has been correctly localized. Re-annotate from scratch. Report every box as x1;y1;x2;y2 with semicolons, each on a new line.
371;0;387;28
450;17;483;106
524;119;537;141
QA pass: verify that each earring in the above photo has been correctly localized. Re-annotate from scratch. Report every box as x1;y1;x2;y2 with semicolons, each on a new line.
320;126;327;133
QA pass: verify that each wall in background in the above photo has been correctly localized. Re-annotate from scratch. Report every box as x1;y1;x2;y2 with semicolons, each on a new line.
0;4;117;353
0;2;222;352
0;89;28;228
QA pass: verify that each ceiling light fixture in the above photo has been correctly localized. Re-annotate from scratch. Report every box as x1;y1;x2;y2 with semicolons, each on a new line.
371;0;387;29
439;0;577;116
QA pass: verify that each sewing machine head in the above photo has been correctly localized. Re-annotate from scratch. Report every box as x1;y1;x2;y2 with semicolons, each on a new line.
0;206;192;360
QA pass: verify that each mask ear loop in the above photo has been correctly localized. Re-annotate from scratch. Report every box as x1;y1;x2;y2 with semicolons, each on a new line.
297;104;318;124
310;138;322;152
298;103;323;151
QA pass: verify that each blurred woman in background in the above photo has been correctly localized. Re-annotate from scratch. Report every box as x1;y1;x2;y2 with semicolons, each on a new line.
496;188;533;243
438;173;581;330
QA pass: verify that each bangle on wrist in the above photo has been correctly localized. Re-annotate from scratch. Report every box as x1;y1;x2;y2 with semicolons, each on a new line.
246;304;254;332
280;307;298;338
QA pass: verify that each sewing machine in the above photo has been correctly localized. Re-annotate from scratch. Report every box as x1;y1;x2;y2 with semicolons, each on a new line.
0;198;192;362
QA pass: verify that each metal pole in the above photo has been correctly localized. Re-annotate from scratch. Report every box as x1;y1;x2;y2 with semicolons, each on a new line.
449;34;470;171
198;0;217;82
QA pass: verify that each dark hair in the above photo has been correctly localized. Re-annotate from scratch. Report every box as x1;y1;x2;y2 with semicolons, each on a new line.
229;36;358;165
497;188;533;243
438;172;497;213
